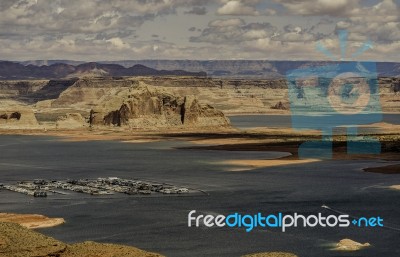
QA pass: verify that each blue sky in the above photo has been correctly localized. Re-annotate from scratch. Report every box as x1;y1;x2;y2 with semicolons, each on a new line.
0;0;399;61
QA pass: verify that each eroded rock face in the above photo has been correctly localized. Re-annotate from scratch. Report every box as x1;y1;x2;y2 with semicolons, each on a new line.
56;113;86;129
0;112;21;121
271;101;290;110
89;83;230;129
394;83;400;94
0;108;38;128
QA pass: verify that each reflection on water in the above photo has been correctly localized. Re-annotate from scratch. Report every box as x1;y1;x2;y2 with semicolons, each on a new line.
0;135;399;257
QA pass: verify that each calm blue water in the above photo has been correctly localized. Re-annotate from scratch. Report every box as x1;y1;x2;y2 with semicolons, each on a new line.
0;135;399;257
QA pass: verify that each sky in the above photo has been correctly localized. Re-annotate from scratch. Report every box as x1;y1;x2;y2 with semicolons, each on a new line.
0;0;399;61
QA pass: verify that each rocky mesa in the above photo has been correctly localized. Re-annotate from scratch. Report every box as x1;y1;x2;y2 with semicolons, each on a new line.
89;84;230;128
46;80;230;129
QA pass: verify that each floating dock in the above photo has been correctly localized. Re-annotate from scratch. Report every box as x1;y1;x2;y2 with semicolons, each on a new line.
1;177;194;198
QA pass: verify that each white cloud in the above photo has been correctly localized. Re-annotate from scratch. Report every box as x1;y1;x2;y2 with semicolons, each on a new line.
335;0;400;43
192;18;318;44
274;0;360;16
242;30;269;40
106;37;130;49
209;18;245;27
217;0;260;16
264;8;277;15
0;0;398;61
191;19;278;44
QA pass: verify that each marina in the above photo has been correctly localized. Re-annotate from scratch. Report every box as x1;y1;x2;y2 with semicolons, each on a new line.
0;177;193;197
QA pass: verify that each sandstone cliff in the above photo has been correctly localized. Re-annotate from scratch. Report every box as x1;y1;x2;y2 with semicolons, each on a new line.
4;76;399;116
0;106;39;129
88;82;230;128
56;113;86;129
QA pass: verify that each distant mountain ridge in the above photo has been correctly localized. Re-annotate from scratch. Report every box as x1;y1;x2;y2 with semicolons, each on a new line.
0;61;206;80
18;60;400;78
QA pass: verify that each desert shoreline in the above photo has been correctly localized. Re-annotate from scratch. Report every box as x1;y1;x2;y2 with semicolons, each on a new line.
0;213;65;229
0;126;398;174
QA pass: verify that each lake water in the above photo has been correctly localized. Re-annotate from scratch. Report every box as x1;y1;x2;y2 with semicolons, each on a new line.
229;113;400;129
0;131;399;256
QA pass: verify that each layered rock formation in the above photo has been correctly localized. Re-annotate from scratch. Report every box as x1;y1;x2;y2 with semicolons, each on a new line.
271;101;290;110
0;77;232;130
0;107;38;129
88;83;230;128
56;113;86;129
0;75;398;131
2;76;399;117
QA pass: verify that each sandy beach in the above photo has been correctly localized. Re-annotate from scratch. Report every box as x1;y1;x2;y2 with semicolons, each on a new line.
216;159;319;171
0;125;399;174
0;213;65;229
